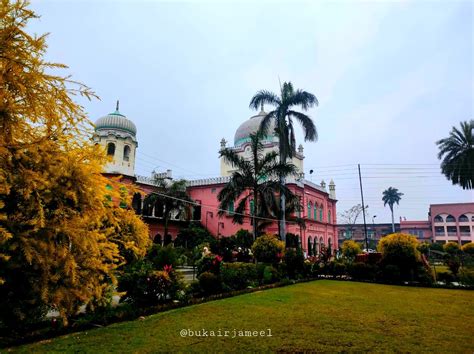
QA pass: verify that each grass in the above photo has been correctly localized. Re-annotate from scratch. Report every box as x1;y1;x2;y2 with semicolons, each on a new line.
10;281;474;353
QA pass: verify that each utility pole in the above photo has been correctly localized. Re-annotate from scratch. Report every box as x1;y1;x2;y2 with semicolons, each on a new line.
358;164;369;252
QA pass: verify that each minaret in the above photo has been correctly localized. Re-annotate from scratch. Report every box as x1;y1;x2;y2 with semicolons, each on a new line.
93;101;138;177
321;179;326;190
329;179;336;199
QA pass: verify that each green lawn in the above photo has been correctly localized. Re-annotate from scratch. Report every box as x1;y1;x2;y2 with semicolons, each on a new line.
10;281;474;353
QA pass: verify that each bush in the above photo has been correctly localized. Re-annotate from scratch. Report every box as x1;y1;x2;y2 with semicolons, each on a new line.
252;234;285;264
285;233;300;248
221;263;258;290
174;225;216;249
341;240;362;262
284;248;305;279
256;263;281;284
443;242;461;255
458;270;474;286
196;254;223;275
348;262;377;281
118;260;185;306
436;271;455;284
381;264;401;283
461;242;474;255
234;229;254;249
198;272;222;295
146;244;178;269
378;233;421;280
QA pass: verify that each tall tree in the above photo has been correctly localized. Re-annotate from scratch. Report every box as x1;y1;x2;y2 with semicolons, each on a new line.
218;132;298;239
0;0;148;327
249;82;318;242
382;187;404;233
144;178;193;243
436;120;474;190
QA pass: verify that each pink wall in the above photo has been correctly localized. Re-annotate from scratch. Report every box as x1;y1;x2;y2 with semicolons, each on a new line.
187;181;338;254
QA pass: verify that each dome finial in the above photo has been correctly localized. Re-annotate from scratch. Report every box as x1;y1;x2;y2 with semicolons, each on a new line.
116;100;119;112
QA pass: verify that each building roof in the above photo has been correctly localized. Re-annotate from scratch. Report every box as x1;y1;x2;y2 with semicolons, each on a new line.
234;108;277;147
95;102;137;137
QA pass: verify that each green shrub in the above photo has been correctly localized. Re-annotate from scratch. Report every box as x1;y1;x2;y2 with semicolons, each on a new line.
444;242;461;255
198;272;222;295
235;229;254;249
341;240;362;262
436;271;455;284
252;234;285;264
263;265;280;284
378;233;420;280
381;264;401;283
333;262;347;277
118;260;184;306
348;262;377;281
146;244;178;269
458;270;474;286
196;254;223;275
461;242;474;255
284;248;305;279
221;262;258;290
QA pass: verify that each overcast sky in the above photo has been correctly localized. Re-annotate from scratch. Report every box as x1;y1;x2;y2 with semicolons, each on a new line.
29;0;473;223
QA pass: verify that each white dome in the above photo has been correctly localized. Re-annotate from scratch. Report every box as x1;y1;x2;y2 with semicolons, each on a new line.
234;109;276;147
95;106;137;137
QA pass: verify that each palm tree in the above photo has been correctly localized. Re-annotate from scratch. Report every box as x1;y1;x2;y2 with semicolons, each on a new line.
249;82;318;242
144;178;193;244
436;120;474;190
218;132;298;239
382;187;404;233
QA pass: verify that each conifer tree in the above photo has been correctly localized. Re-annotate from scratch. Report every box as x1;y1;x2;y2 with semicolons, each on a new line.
0;0;149;327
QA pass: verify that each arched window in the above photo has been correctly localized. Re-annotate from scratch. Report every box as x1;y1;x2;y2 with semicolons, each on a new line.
307;202;312;219
164;234;173;246
319;237;324;252
154;234;162;245
434;215;443;222
459;214;469;222
123;145;131;161
320;207;323;221
446;215;455;222
132;193;142;214
107;142;115;156
313;204;317;220
154;199;164;218
308;237;313;256
328;237;332;253
328;210;332;224
313;238;318;255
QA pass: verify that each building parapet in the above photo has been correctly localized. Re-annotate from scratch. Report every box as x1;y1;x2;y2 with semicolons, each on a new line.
186;176;231;187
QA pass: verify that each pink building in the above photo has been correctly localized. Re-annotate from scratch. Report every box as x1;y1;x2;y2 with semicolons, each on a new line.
399;220;432;243
188;177;338;255
94;103;338;254
429;203;474;244
401;203;474;244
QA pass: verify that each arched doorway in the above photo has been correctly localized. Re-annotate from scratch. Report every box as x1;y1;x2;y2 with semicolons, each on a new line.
308;236;313;256
164;234;172;246
313;237;318;255
131;193;142;214
319;237;324;253
154;233;162;245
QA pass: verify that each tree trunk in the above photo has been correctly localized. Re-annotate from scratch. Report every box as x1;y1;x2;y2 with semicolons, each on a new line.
252;188;258;241
279;150;286;243
390;205;395;233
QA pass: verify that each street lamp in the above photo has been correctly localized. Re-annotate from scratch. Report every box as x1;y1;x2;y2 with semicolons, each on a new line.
372;215;377;244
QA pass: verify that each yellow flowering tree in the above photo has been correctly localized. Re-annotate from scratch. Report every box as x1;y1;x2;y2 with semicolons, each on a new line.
0;0;149;327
